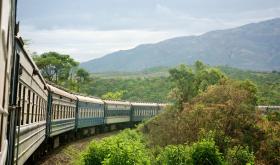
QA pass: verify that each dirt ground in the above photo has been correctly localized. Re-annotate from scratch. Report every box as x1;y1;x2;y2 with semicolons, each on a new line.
37;131;120;165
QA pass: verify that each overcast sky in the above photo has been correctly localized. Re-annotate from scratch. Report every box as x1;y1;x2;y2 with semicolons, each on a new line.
18;0;280;62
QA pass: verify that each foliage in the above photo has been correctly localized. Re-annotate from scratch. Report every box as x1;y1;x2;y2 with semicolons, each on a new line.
191;139;224;165
219;66;280;105
156;145;192;165
101;90;126;100
33;51;92;93
86;76;171;102
168;61;224;110
226;145;255;165
266;111;280;122
85;65;280;105
33;52;79;82
81;129;151;165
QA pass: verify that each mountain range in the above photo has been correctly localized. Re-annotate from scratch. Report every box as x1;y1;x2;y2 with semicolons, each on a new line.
81;18;280;72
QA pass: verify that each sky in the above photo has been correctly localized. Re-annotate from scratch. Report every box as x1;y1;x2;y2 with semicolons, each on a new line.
18;0;280;62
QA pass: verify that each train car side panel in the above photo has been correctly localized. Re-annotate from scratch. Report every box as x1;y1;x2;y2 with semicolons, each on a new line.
47;85;76;137
14;39;48;165
77;96;104;129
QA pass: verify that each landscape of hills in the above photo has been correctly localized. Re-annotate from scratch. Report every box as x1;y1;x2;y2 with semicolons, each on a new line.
81;18;280;72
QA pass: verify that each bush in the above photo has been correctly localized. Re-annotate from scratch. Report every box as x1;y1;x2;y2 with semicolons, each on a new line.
226;145;255;165
191;139;224;165
156;145;192;165
81;129;151;165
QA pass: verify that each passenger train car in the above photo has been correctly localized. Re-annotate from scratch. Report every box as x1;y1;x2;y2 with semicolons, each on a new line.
0;0;166;164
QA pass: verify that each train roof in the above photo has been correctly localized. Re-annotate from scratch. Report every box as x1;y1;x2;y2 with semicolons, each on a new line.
47;84;77;100
76;95;104;104
103;100;131;105
257;105;280;108
131;102;158;106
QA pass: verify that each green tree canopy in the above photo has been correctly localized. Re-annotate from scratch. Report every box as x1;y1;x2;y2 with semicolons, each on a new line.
168;61;225;110
33;52;79;83
101;90;126;100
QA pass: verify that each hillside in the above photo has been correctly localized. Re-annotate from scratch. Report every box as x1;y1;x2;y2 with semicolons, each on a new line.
81;18;280;72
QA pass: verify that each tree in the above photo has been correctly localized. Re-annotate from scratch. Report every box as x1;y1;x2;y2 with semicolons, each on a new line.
33;52;79;83
168;64;196;111
76;68;90;82
75;68;91;92
101;91;126;100
168;61;224;111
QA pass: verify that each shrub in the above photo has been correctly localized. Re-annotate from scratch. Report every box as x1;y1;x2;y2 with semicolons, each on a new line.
81;129;151;165
226;145;255;165
191;139;224;165
156;145;192;165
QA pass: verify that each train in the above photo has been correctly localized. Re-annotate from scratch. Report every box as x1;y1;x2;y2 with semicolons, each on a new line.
0;1;166;164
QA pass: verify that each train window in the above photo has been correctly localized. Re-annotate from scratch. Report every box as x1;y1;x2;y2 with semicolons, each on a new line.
31;93;35;123
40;98;43;121
51;104;54;120
65;106;68;119
55;104;58;119
56;104;59;119
16;83;21;126
56;104;58;119
68;106;70;118
61;104;63;119
34;95;38;122
24;89;30;124
85;108;87;118
84;107;86;118
71;106;73;118
61;105;64;119
41;100;44;121
19;85;24;125
62;105;65;119
69;107;71;118
60;105;62;119
37;97;40;121
28;90;33;123
42;100;45;121
66;106;69;119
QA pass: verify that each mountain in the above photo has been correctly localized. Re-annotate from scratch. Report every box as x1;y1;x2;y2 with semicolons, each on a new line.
81;18;280;72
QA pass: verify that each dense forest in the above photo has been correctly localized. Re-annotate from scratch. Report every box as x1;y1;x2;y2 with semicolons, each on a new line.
87;67;280;105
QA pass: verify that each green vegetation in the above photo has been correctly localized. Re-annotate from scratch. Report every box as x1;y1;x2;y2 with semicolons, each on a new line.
86;65;280;105
33;52;91;92
33;52;279;105
75;61;279;164
80;130;151;165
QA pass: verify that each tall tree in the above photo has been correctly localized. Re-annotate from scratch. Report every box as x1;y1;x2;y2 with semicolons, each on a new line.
33;52;79;83
168;61;225;111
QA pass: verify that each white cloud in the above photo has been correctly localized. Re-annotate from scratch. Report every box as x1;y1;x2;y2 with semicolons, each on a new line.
21;26;185;62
